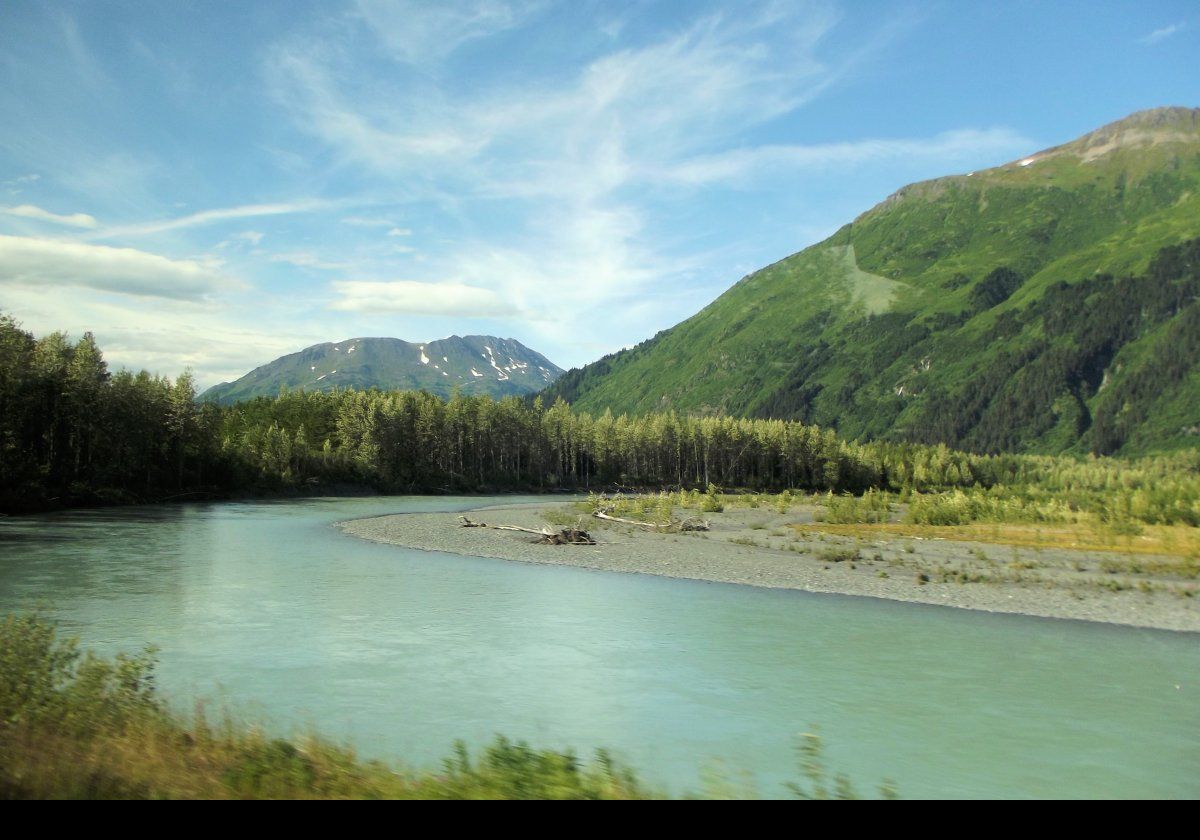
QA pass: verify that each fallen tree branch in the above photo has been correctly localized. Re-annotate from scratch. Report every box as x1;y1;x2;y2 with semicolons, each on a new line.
458;515;596;545
593;509;668;530
592;508;710;533
493;524;553;536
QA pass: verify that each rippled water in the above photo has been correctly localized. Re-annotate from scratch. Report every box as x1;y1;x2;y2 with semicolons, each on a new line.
1;496;1196;798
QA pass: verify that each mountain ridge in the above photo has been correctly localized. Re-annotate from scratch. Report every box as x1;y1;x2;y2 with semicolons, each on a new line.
201;335;563;404
541;107;1200;456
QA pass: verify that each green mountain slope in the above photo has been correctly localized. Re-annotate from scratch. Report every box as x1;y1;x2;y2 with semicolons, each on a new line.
200;335;562;404
543;107;1200;455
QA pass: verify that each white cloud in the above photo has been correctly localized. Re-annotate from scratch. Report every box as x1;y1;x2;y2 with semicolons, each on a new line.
264;3;854;323
2;203;99;228
0;285;329;388
1;174;41;193
0;234;236;300
1140;22;1186;44
260;1;983;364
329;279;521;316
252;1;1029;368
655;128;1035;187
341;215;397;227
386;227;412;236
95;200;331;238
268;4;842;184
269;251;350;270
234;230;265;244
353;0;544;64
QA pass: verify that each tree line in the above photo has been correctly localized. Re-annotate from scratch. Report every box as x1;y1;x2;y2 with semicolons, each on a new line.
2;312;1197;515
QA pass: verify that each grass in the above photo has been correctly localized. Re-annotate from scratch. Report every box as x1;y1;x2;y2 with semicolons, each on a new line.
818;547;862;564
794;520;1200;560
0;612;654;800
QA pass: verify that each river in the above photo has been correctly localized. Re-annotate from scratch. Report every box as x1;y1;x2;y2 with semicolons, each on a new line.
1;496;1196;798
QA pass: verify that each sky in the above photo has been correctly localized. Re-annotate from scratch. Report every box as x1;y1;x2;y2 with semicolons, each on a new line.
1;1;1198;389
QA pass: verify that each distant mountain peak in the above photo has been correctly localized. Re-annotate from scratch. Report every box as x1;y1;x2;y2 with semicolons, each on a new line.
866;106;1200;219
200;335;563;404
1025;105;1200;166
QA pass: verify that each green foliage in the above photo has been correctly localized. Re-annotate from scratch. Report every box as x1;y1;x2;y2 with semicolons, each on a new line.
0;612;655;799
426;737;647;800
785;731;897;800
817;489;894;523
539;110;1200;457
5;314;1200;534
817;547;863;563
700;483;725;512
1;613;899;799
0;612;161;738
967;266;1025;313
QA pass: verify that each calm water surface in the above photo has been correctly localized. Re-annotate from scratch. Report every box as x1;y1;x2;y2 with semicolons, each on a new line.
1;496;1196;798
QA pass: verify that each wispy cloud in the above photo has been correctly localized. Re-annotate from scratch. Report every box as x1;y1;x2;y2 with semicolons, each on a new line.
329;279;521;316
266;2;854;318
0;1;1051;378
1;173;41;194
258;0;1033;364
94;200;332;239
269;251;351;271
353;0;546;64
1140;22;1186;45
2;203;98;228
0;282;330;387
341;215;398;227
268;4;843;184
0;234;237;300
654;128;1035;187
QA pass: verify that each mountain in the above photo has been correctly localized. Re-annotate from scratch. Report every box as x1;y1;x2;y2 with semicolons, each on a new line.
542;107;1200;456
200;335;564;404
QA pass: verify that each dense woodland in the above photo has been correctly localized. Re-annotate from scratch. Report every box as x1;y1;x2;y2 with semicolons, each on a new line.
752;238;1200;454
3;311;1199;524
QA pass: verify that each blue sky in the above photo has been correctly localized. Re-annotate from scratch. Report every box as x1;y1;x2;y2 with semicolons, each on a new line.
1;0;1197;388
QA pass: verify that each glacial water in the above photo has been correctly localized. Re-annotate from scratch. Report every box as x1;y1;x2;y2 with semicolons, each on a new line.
1;497;1196;798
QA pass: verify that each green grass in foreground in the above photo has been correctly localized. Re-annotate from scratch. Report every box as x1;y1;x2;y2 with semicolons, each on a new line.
0;613;893;799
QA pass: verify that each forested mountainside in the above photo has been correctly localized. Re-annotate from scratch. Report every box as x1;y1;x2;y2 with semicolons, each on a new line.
541;107;1200;456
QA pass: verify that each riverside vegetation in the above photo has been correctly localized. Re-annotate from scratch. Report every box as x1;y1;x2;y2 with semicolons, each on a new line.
570;487;1200;602
0;613;892;800
4;312;1200;535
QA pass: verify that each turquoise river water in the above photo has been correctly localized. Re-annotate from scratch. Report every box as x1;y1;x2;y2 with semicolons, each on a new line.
0;496;1196;798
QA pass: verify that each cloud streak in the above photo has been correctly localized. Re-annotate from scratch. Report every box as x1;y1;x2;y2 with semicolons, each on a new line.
262;0;1034;365
329;279;522;316
0;235;236;300
353;0;545;64
2;203;98;228
654;128;1036;187
1140;22;1186;44
94;200;332;239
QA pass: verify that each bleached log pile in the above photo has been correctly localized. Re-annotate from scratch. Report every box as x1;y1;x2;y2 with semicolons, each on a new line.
592;508;710;533
458;515;596;545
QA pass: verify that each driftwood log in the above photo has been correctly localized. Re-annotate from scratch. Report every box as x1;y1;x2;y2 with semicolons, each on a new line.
458;515;596;545
592;508;710;533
